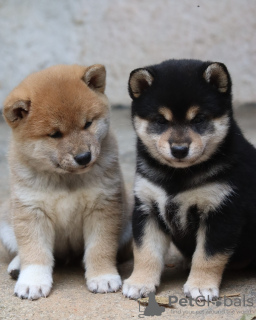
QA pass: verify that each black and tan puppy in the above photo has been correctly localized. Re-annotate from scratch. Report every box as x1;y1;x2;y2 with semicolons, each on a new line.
122;59;256;301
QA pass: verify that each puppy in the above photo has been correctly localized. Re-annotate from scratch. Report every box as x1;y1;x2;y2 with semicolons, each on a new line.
122;59;256;301
0;64;131;300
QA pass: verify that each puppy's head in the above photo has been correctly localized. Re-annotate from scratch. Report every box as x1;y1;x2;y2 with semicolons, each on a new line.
4;64;109;174
129;59;232;168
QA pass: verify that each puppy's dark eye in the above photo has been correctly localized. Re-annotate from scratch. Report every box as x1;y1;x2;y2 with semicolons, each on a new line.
191;114;207;124
48;131;63;138
155;116;168;125
84;121;92;129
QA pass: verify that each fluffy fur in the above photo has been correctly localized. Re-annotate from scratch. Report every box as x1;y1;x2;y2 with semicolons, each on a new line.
123;59;256;301
0;64;131;300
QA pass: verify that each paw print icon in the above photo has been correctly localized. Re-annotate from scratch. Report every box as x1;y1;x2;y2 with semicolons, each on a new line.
144;292;165;317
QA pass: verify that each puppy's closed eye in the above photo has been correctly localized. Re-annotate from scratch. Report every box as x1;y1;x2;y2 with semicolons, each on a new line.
84;121;92;130
48;131;63;138
190;114;208;124
155;115;169;125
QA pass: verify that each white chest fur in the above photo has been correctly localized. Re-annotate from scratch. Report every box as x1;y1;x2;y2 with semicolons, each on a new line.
134;174;233;231
13;184;102;256
13;185;99;223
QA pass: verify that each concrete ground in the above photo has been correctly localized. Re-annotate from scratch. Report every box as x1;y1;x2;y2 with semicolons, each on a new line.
0;105;256;320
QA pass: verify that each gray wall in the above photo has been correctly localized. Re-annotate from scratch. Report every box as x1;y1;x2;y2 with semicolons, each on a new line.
0;0;255;107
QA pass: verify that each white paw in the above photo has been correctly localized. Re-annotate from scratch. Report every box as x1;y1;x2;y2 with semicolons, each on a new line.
87;274;122;293
14;265;53;300
7;255;20;279
122;278;156;299
183;281;219;301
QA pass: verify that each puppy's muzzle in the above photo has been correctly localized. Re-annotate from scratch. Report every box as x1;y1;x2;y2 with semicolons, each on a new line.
74;152;91;166
171;144;189;159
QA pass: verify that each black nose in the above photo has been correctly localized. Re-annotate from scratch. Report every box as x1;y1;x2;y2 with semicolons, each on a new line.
171;145;189;159
74;152;91;166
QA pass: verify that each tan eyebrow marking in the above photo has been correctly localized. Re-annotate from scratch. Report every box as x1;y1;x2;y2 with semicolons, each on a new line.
186;106;200;121
159;107;173;121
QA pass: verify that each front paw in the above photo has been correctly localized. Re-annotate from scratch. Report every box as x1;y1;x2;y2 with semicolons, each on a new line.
122;277;156;299
14;265;52;300
87;274;122;293
183;280;219;301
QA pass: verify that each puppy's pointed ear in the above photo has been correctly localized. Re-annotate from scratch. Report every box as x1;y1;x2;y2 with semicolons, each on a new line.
82;64;106;93
203;62;231;93
129;68;154;99
3;100;30;127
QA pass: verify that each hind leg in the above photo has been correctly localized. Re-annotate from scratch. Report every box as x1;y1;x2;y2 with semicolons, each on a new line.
0;201;20;278
7;255;20;279
0;219;18;255
0;200;18;254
